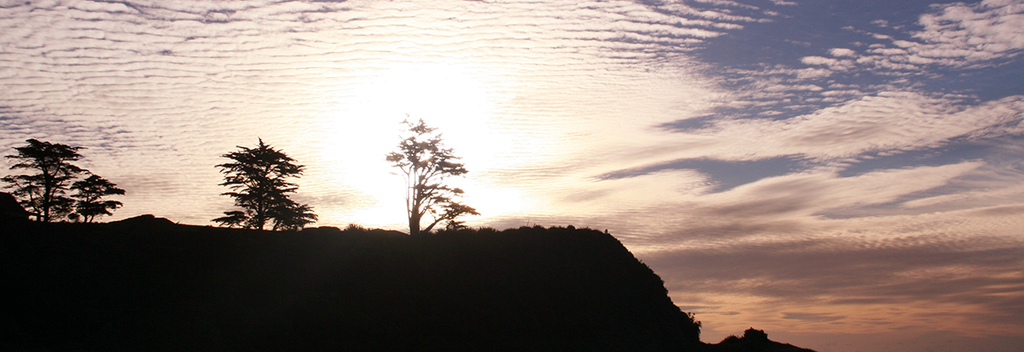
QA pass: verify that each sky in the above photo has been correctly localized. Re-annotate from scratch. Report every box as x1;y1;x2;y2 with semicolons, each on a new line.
1;0;1023;351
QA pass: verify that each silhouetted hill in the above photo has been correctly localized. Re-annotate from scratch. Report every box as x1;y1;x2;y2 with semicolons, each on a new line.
1;217;812;351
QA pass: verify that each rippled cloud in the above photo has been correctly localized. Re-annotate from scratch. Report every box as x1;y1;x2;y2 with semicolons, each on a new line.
0;0;760;222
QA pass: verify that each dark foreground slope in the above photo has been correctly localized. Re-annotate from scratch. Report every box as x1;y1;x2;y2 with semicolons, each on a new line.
1;216;811;352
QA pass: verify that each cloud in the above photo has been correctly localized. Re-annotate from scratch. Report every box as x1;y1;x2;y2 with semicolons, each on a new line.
529;156;1013;252
829;48;856;57
782;312;845;323
697;162;983;218
1;0;770;225
644;209;1024;337
800;56;855;71
694;0;1024;126
851;0;1024;71
646;92;1024;166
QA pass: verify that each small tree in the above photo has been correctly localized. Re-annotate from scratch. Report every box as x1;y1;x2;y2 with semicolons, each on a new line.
271;203;318;231
2;139;87;222
70;175;125;223
440;201;480;231
213;139;317;230
386;119;478;235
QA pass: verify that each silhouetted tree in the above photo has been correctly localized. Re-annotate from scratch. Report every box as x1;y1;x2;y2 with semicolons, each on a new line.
387;119;477;235
213;139;317;230
271;203;318;231
2;139;87;222
69;175;125;223
440;201;480;231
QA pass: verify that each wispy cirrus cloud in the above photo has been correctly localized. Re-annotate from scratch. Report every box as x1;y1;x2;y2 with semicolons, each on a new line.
635;92;1024;171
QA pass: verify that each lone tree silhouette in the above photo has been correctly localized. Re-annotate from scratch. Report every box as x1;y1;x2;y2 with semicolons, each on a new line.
213;139;317;230
69;175;125;223
3;139;89;222
387;119;478;235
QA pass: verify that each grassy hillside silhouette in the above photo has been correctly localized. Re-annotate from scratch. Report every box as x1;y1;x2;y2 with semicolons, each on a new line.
2;216;813;351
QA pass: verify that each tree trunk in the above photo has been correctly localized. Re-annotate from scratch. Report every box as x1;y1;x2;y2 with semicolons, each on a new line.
408;211;421;236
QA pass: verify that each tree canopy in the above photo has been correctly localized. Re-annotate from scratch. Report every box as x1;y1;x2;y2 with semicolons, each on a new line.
70;175;126;223
3;139;87;222
387;119;478;235
214;139;317;230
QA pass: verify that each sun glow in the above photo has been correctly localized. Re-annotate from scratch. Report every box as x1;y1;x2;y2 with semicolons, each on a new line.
310;59;529;229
